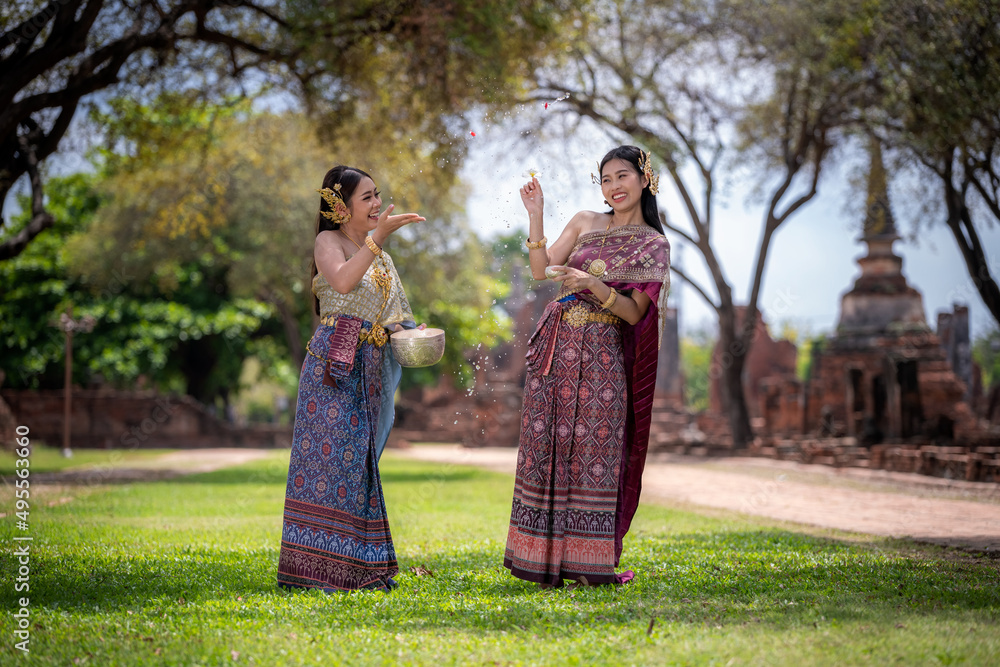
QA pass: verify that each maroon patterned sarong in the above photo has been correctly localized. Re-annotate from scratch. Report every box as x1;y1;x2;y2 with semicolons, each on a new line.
505;298;627;584
504;224;670;585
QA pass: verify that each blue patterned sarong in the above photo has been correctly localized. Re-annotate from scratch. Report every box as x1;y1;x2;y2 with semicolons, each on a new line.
277;321;398;592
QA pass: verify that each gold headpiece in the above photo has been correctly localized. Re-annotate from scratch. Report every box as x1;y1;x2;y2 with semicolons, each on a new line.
316;183;351;226
591;154;659;194
638;149;660;196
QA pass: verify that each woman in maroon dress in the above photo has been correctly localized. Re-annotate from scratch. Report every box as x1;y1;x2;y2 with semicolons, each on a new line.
504;146;670;587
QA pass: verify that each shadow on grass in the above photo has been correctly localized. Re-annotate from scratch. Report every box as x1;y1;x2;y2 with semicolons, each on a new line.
378;468;480;484
148;460;482;486
159;466;290;485
17;528;999;632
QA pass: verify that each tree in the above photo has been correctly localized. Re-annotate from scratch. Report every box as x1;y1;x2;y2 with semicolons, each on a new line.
973;328;1000;392
530;0;870;446
680;330;713;413
0;173;276;409
858;0;1000;327
1;0;584;260
0;174;104;390
69;95;325;369
65;95;511;392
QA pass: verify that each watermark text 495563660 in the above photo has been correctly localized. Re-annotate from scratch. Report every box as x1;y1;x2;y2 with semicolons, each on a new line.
12;424;33;654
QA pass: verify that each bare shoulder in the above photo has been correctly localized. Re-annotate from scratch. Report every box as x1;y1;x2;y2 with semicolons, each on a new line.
315;230;346;255
570;209;611;234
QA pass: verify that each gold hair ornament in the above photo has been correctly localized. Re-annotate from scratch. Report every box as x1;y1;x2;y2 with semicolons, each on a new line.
638;150;660;195
591;160;601;186
317;183;351;226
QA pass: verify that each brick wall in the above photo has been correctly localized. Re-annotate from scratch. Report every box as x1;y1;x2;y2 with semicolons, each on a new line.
0;388;290;449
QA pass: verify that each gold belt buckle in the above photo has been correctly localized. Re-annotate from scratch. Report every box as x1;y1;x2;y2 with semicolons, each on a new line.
360;326;388;347
561;303;619;328
562;304;588;327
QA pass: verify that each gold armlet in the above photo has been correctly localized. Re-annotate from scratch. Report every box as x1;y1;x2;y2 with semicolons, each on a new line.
525;236;547;250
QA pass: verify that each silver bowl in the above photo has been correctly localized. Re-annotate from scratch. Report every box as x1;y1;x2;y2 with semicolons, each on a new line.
390;327;445;368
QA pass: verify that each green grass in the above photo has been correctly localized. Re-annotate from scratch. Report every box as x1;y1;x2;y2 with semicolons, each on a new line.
1;452;998;665
0;444;173;476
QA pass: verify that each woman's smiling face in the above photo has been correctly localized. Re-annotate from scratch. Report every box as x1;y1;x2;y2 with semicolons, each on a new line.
346;176;382;229
600;158;648;211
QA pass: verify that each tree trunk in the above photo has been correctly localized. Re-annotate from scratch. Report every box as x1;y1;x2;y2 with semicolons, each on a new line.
943;175;1000;328
180;339;217;407
274;297;305;370
723;355;753;448
715;297;754;449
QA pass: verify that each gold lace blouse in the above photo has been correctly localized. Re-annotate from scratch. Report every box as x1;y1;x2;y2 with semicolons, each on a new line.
312;251;414;328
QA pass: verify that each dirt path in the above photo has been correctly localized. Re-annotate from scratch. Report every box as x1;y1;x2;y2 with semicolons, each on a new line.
394;445;1000;554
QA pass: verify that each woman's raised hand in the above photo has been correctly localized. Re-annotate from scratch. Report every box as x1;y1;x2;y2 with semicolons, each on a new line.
520;177;544;218
372;204;425;246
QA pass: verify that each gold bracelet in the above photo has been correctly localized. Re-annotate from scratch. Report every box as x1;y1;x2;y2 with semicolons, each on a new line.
365;235;383;256
600;289;618;310
525;236;547;250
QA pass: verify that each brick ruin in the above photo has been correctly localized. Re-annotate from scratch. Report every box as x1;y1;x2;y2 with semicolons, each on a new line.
0;387;290;450
688;143;999;481
0;371;17;448
389;267;557;448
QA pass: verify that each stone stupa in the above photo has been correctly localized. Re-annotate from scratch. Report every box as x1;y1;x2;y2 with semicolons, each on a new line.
803;139;971;443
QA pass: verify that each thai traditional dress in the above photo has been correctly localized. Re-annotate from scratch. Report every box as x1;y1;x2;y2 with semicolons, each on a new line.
277;249;414;592
504;223;670;585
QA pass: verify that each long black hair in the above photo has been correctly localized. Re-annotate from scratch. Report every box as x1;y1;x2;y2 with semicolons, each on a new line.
311;165;375;315
599;145;664;234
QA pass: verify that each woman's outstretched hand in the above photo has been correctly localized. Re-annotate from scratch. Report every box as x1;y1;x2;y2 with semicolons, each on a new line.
520;177;544;218
373;204;425;246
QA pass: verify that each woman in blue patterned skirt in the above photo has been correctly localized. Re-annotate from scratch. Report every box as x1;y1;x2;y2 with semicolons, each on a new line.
277;165;424;592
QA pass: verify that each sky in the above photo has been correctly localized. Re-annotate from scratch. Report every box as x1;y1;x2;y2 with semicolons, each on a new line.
459;108;1000;340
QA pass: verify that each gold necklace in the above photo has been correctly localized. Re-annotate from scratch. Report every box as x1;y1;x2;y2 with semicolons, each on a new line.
587;219;614;276
340;230;393;342
588;220;637;277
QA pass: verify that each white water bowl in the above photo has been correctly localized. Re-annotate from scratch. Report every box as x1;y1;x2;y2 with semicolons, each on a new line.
390;327;445;368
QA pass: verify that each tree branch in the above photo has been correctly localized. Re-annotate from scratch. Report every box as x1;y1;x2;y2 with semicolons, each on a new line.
968;164;1000;224
669;264;718;312
659;211;698;248
0;0;106;109
0;135;55;260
